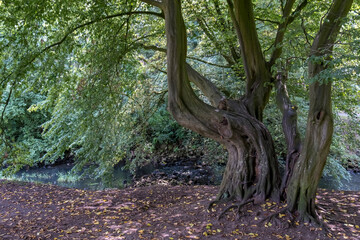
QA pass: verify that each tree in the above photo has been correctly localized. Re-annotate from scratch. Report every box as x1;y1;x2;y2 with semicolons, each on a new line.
286;0;354;221
142;0;354;223
0;0;358;224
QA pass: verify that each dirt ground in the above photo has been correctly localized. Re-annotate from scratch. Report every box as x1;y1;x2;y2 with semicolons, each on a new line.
0;180;359;239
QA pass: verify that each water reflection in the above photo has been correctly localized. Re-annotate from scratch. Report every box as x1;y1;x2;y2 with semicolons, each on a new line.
3;164;132;190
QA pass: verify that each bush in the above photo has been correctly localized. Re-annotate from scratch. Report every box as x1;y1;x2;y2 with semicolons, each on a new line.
0;90;53;174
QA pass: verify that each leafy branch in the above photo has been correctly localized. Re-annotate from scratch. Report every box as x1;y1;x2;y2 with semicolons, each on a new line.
1;11;164;86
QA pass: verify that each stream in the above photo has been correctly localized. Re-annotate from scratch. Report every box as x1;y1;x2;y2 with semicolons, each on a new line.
318;171;360;191
1;163;360;191
1;164;132;190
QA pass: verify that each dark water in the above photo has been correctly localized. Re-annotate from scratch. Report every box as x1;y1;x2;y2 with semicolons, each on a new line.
2;164;132;190
2;164;360;191
319;171;360;191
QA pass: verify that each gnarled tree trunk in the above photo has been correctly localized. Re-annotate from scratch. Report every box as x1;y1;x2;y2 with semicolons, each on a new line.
215;106;280;202
141;0;353;224
159;0;280;203
286;0;353;222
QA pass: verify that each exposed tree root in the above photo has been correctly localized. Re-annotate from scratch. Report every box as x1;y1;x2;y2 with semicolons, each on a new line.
208;197;234;211
217;205;238;220
301;213;330;231
260;207;330;232
218;199;254;220
315;204;327;212
259;208;292;228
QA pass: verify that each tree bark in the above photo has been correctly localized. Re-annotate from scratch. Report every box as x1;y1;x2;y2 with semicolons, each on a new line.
286;0;353;222
275;73;302;199
162;0;280;203
215;108;280;203
227;0;271;121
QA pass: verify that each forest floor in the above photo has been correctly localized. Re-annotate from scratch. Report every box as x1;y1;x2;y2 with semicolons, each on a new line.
0;180;359;240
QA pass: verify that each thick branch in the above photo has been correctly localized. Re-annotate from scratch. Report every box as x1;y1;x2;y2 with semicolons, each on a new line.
310;0;353;58
227;0;271;120
268;0;296;67
186;65;224;107
164;0;222;141
268;0;308;67
275;73;302;198
228;0;268;85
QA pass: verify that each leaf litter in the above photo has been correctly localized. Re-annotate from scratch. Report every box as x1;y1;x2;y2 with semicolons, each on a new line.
0;180;359;239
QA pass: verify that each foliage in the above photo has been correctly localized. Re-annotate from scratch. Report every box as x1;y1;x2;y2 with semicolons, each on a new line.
0;0;359;185
0;90;53;173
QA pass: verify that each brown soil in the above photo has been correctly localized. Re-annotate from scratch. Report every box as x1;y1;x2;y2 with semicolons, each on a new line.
0;180;359;239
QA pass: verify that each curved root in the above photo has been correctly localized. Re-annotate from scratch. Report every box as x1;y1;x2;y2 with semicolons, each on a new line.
260;208;330;231
218;205;238;220
218;199;254;220
208;197;233;211
260;208;291;224
300;212;330;232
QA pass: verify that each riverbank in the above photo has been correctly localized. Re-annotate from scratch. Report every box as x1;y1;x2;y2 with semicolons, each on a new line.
1;180;359;239
5;156;360;192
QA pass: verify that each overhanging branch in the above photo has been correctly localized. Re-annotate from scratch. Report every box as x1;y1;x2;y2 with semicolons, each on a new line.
2;11;164;85
42;11;164;53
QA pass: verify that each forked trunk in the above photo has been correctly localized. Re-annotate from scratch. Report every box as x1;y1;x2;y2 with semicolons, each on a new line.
161;0;280;203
